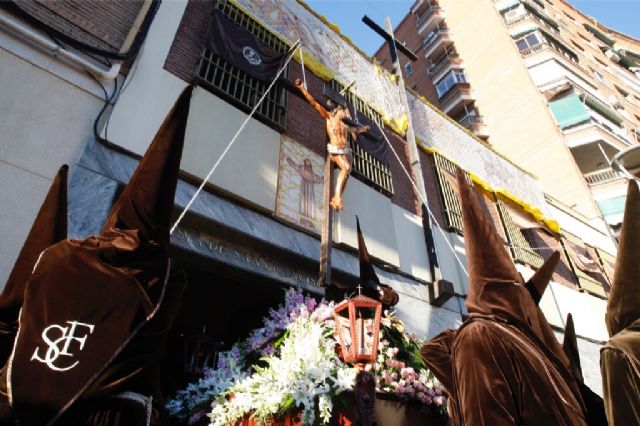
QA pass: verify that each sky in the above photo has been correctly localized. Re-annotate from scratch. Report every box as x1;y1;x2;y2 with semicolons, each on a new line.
304;0;640;57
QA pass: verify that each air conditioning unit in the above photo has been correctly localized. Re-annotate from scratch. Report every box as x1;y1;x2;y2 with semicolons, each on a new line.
609;95;623;110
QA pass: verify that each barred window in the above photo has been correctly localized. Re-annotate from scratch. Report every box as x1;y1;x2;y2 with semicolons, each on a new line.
328;80;394;196
495;200;544;268
195;0;288;129
431;152;465;232
561;232;608;298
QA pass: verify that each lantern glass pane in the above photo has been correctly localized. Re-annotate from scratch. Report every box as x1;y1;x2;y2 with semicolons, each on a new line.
356;307;376;357
337;316;353;352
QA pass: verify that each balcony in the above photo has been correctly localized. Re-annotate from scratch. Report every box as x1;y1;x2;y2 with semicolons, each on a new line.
428;52;462;81
423;29;453;59
439;83;474;115
417;4;445;35
459;114;489;138
584;169;625;186
563;117;632;151
518;30;578;64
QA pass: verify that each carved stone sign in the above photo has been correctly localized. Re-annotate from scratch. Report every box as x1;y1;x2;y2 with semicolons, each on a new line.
172;227;320;292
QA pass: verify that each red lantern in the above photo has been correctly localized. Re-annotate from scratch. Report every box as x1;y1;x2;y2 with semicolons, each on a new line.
333;294;382;365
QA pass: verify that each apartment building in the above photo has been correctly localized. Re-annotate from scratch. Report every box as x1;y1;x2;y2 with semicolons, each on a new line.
377;0;640;232
0;0;619;400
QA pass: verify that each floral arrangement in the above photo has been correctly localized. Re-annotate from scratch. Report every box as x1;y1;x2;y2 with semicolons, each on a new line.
166;289;447;425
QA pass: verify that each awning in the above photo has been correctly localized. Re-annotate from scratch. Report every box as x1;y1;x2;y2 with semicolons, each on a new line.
597;195;626;225
548;95;591;129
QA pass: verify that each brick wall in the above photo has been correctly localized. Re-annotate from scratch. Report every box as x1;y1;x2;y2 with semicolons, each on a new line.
164;0;212;82
374;13;441;106
8;0;144;52
421;151;447;228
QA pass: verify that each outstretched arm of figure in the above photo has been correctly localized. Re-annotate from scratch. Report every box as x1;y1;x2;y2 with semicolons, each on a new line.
294;79;330;119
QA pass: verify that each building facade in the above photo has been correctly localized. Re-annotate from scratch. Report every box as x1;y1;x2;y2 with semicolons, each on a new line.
377;0;640;231
0;0;619;402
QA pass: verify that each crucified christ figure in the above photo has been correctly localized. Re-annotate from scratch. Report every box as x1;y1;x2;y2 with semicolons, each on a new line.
294;79;370;211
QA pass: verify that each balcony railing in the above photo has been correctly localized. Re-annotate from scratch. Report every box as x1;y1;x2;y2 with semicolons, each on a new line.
584;169;625;186
428;52;460;77
459;114;485;129
439;82;472;106
520;42;547;57
416;4;442;28
423;29;450;50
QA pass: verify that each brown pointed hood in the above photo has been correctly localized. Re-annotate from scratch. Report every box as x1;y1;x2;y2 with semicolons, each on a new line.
0;165;68;315
562;313;583;383
457;170;573;365
357;217;398;307
458;169;530;323
101;86;193;250
563;314;608;425
525;251;561;305
606;180;640;337
10;87;192;426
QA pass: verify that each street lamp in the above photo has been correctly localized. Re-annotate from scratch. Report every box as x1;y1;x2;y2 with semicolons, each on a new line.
333;292;382;366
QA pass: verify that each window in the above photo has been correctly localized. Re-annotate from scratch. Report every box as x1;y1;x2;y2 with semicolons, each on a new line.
591;68;607;84
570;39;584;52
561;232;609;298
435;69;467;98
431;152;465;232
515;32;543;52
594;56;608;68
404;62;414;77
195;0;289;129
495;200;544;268
328;81;394;196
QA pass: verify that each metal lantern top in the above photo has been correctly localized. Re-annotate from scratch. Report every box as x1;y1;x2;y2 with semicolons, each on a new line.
613;145;640;181
333;294;382;365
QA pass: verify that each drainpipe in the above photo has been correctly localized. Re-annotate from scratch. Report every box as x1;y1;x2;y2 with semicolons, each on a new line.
0;0;152;81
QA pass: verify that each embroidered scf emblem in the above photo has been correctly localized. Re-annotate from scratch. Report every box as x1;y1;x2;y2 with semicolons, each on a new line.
30;321;95;372
243;46;262;65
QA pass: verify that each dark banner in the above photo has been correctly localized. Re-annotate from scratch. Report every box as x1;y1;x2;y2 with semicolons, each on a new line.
352;111;389;166
205;10;285;81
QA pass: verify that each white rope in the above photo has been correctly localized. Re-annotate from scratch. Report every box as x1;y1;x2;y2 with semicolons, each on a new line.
170;41;300;235
298;46;307;89
374;121;469;277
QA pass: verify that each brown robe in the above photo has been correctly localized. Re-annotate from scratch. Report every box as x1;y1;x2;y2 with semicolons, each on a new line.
0;86;193;426
601;180;640;426
422;170;586;426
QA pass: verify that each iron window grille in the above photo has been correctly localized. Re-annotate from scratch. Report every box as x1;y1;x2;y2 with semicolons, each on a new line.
328;80;394;196
431;153;465;232
495;200;544;268
195;0;289;129
560;232;608;298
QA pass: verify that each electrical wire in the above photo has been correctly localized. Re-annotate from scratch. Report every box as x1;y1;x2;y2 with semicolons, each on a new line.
5;0;160;61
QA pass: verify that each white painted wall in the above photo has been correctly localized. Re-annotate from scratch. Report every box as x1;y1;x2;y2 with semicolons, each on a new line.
433;229;469;295
391;205;431;281
0;46;104;288
335;178;399;267
548;203;617;255
182;88;281;211
106;0;188;155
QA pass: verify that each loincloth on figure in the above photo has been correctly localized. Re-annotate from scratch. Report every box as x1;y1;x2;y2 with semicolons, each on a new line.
327;144;353;162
